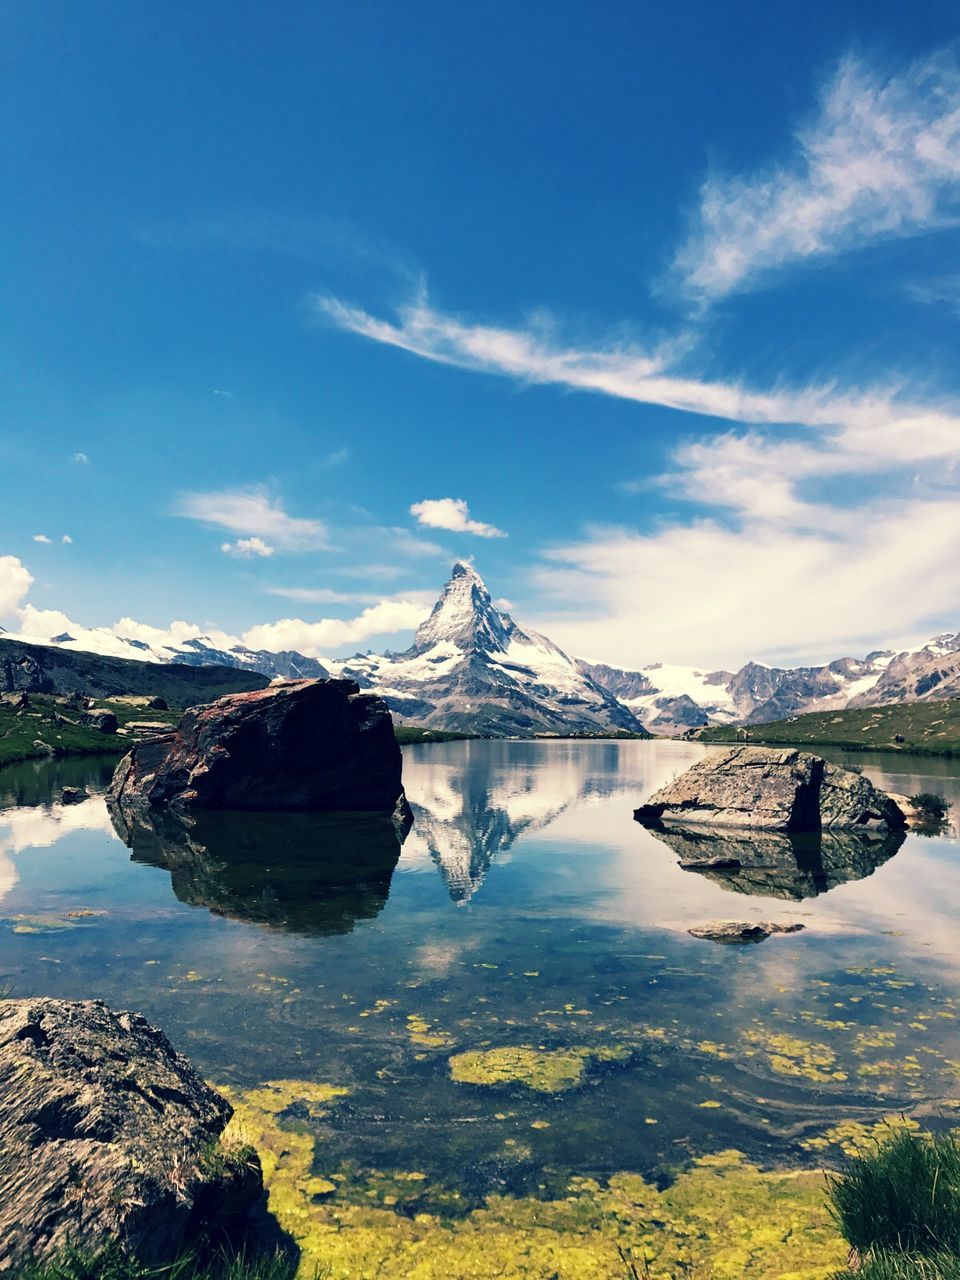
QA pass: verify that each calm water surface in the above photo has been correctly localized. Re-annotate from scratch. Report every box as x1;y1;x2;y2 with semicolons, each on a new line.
2;740;959;1206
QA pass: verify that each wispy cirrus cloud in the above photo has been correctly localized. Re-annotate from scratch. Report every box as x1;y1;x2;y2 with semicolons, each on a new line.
175;486;330;552
315;275;960;667
410;497;507;538
673;52;960;302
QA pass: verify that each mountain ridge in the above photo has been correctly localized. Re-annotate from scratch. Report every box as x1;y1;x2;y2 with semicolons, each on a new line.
5;566;960;736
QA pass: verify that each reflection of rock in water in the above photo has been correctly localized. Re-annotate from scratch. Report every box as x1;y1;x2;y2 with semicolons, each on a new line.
108;805;406;935
646;825;905;900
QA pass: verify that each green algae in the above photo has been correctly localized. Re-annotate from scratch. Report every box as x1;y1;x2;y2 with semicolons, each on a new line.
220;1078;349;1120
448;1044;629;1093
743;1026;848;1083
803;1116;922;1158
223;1080;845;1279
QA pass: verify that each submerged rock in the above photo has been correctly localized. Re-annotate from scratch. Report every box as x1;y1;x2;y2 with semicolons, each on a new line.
0;997;261;1270
107;678;411;818
634;747;905;832
687;920;804;944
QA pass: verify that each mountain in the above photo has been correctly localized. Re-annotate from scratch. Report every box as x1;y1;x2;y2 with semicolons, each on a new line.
0;624;327;681
325;562;647;737
7;566;960;736
581;635;960;735
0;636;268;704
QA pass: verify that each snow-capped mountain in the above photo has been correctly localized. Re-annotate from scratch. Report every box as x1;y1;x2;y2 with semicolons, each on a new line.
325;561;646;737
0;624;327;681
7;567;960;736
580;634;960;735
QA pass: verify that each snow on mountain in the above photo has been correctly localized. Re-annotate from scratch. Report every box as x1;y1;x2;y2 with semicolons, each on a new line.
581;635;960;735
325;561;646;737
0;622;328;681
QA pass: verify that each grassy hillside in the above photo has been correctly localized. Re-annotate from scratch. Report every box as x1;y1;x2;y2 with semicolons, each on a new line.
0;694;181;767
699;698;960;756
0;637;268;704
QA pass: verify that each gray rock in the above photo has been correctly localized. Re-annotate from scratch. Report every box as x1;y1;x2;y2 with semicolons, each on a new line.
81;708;118;734
108;677;411;818
0;997;261;1269
59;786;89;805
688;920;804;944
634;747;905;832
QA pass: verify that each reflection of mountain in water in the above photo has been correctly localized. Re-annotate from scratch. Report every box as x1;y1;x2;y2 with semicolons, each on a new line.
403;740;638;901
108;806;406;935
646;825;905;900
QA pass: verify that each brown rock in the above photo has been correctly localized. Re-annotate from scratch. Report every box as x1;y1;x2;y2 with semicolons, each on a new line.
688;920;805;944
107;678;411;818
0;998;261;1269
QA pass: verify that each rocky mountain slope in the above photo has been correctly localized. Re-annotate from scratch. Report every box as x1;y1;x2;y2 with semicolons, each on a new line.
580;634;960;735
0;637;268;704
325;562;646;737
0;624;326;681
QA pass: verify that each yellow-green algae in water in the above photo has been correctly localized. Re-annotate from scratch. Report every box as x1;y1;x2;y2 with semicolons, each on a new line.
448;1045;629;1093
223;1079;845;1279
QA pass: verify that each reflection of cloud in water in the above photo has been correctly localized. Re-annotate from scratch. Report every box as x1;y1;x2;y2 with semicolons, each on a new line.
0;798;116;904
400;740;704;902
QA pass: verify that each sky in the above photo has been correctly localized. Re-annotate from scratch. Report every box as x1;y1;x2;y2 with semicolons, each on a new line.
2;0;960;670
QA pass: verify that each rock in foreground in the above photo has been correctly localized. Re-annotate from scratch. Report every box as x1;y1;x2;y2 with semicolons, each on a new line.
634;747;905;832
108;678;411;817
0;998;261;1270
688;920;804;944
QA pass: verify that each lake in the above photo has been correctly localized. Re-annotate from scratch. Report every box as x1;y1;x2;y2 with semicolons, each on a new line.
2;740;959;1271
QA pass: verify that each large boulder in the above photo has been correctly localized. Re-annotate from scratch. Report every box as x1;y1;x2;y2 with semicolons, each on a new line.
634;747;906;832
0;998;261;1270
107;678;411;818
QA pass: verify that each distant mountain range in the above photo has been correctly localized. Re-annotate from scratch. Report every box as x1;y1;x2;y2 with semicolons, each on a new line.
580;634;960;735
4;564;960;736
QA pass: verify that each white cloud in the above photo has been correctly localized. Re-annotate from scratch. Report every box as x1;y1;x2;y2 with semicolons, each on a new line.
674;53;960;301
533;493;960;669
175;486;329;551
410;497;507;538
241;599;430;658
32;534;52;544
0;556;33;618
70;451;89;465
221;536;275;558
61;534;73;544
317;285;960;667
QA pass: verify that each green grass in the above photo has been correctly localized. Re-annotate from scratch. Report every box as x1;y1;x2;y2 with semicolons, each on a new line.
699;698;960;757
18;1243;307;1280
394;725;476;744
0;694;181;768
834;1251;960;1279
829;1129;960;1278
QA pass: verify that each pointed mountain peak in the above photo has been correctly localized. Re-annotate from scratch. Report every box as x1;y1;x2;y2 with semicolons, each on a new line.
411;562;512;654
450;558;482;582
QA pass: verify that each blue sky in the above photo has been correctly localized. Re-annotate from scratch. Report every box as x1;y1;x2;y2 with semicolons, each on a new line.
3;0;960;668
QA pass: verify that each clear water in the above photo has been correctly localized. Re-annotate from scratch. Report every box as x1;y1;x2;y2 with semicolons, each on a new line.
2;741;959;1207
